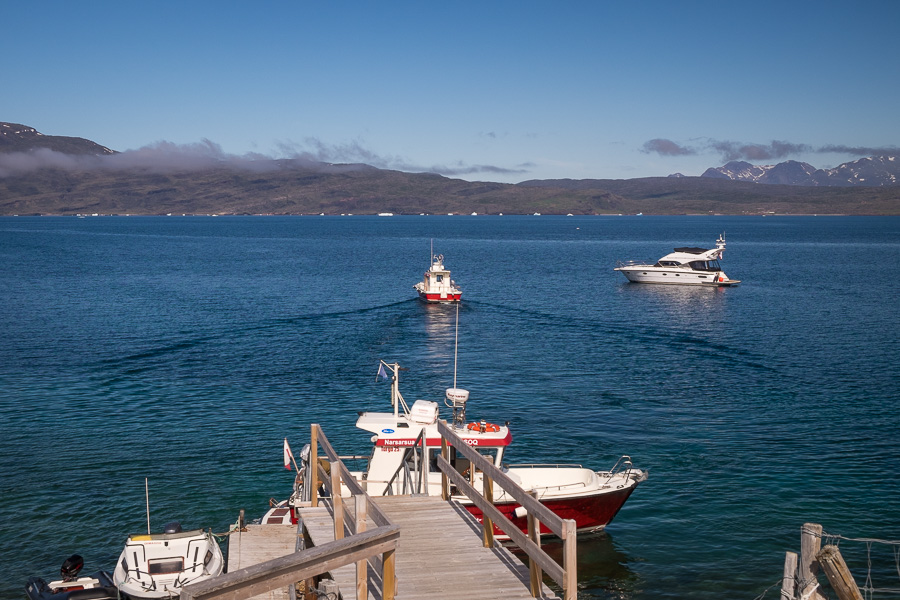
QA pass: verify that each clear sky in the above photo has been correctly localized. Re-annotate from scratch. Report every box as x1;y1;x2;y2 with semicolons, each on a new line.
3;0;899;183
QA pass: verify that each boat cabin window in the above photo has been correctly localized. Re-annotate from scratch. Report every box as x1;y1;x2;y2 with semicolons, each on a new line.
688;260;721;271
436;274;443;282
444;446;504;473
658;260;681;267
148;558;184;575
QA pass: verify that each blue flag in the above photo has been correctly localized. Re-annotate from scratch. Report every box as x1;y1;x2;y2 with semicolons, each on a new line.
376;363;389;382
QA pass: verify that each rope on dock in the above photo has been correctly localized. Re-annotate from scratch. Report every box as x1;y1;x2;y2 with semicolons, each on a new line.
751;578;787;600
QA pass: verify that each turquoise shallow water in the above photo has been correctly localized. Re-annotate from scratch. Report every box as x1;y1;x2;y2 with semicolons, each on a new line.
1;215;898;599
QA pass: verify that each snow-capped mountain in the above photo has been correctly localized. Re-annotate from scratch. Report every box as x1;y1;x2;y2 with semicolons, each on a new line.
701;156;899;186
0;121;114;155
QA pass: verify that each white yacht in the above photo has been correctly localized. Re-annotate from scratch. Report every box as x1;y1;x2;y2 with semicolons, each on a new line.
614;234;740;286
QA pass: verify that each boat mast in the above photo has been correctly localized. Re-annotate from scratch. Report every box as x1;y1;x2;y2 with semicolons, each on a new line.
392;363;400;420
453;301;459;389
145;477;151;534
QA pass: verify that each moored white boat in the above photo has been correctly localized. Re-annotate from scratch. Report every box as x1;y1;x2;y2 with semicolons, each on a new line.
413;252;462;303
268;362;646;539
112;522;224;599
614;233;740;286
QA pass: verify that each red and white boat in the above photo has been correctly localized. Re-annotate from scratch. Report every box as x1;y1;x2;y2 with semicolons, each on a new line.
268;362;646;539
413;253;462;303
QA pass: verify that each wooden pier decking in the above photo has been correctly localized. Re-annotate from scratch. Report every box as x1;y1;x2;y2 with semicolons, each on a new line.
299;495;559;600
190;422;575;600
227;523;299;600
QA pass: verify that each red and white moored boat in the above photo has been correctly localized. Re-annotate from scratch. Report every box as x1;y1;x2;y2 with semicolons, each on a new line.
268;362;646;539
414;253;462;303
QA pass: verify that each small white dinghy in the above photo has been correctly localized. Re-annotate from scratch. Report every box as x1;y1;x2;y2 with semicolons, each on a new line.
112;522;224;599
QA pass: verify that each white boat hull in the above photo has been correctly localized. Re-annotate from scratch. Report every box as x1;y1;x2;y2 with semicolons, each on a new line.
113;528;224;599
615;266;739;286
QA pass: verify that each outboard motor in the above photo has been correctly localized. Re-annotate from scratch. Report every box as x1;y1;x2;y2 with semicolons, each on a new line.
60;554;84;580
163;521;183;534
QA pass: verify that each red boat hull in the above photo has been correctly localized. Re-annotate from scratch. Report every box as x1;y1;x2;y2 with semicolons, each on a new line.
461;485;636;538
418;291;461;302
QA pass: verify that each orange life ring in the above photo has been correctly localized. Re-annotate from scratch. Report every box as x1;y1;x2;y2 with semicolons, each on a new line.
467;421;500;433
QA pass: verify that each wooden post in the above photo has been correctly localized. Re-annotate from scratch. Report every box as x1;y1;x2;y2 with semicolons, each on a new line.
383;547;396;600
527;490;542;598
355;495;368;600
482;474;494;547
800;523;824;600
303;526;315;600
781;551;798;600
331;462;344;540
421;433;429;495
562;519;577;600
441;435;449;501
817;545;863;600
310;425;319;508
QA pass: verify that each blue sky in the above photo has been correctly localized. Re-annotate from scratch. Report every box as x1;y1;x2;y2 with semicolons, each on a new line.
3;1;899;183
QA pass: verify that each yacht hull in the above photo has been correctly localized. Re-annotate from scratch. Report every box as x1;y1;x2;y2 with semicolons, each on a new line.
615;267;737;286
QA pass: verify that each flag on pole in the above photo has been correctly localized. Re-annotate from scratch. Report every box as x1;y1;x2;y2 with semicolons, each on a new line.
376;363;389;382
283;438;294;470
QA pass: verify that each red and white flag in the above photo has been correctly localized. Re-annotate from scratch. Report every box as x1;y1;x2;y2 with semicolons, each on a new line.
283;438;294;470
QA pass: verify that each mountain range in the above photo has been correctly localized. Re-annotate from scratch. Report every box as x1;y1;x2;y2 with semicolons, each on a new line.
1;121;898;215
699;157;899;186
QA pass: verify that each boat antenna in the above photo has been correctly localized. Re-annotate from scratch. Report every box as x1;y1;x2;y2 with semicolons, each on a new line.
453;301;459;389
145;477;151;534
445;304;469;427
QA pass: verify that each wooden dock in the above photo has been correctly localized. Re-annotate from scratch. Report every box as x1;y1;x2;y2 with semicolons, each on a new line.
227;523;299;600
186;423;575;600
299;495;559;600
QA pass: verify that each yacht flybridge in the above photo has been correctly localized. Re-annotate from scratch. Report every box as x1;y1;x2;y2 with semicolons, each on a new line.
414;253;462;302
614;234;740;286
269;362;646;538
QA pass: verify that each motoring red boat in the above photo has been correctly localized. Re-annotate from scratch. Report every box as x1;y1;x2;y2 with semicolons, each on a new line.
413;252;462;303
268;362;646;538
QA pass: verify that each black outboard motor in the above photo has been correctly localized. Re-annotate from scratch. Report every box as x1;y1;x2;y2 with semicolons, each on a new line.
60;554;84;581
163;521;183;534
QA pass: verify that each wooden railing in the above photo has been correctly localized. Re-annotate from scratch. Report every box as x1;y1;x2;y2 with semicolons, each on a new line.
436;420;577;600
181;424;398;600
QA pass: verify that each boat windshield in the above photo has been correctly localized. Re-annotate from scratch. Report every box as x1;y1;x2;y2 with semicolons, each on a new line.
433;446;504;473
148;558;184;575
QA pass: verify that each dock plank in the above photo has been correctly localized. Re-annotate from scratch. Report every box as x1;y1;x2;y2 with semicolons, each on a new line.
226;523;300;600
299;496;559;600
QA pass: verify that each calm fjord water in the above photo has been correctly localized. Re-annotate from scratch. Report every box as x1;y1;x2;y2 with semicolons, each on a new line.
1;215;898;599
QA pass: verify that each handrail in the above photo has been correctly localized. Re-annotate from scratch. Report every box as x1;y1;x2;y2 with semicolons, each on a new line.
179;526;399;600
312;424;392;528
381;427;426;496
307;424;397;600
436;420;577;600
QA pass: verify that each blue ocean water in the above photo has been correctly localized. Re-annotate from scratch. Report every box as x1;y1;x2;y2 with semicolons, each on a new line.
1;215;898;599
